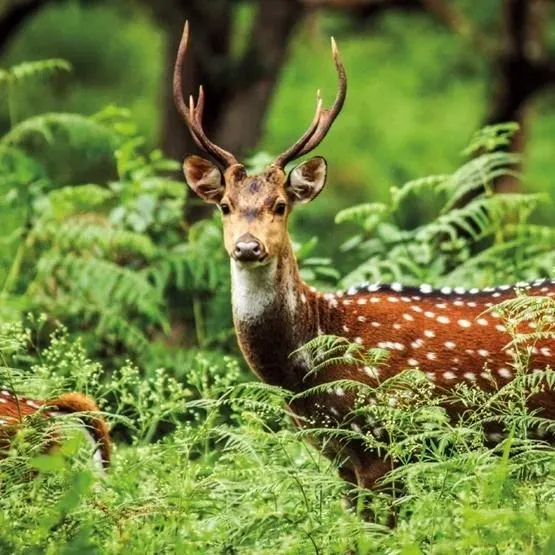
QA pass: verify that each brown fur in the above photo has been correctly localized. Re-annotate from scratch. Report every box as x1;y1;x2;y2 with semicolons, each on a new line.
230;235;555;492
0;389;111;469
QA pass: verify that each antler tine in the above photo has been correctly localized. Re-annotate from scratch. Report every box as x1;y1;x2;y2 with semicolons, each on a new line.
273;92;324;168
173;21;238;168
273;37;347;169
295;38;347;157
187;94;205;151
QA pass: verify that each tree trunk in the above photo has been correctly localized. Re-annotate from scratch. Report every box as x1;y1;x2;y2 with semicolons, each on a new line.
159;0;304;164
157;0;233;166
213;0;304;155
487;0;552;192
0;0;45;53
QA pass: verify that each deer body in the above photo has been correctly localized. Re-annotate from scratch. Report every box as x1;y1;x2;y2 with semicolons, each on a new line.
0;390;111;471
230;241;555;487
232;254;555;401
173;22;555;495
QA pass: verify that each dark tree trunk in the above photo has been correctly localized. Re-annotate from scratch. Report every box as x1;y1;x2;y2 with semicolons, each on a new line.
0;0;45;53
487;0;553;192
157;0;233;166
213;0;303;154
159;0;305;167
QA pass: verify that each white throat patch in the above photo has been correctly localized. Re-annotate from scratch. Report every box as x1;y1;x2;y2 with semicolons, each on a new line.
231;259;278;322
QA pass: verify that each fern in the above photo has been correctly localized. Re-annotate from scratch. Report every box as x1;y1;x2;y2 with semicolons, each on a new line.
1;113;119;151
33;219;156;261
0;59;70;84
334;202;389;231
337;131;554;287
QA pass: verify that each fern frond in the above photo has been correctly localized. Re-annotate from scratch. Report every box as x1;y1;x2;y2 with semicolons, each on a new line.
1;113;118;150
418;193;547;244
334;203;389;231
391;175;449;207
33;219;156;261
43;184;114;218
30;253;167;343
441;152;520;211
0;59;71;84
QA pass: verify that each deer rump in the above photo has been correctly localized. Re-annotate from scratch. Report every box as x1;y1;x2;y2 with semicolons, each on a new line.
0;390;111;472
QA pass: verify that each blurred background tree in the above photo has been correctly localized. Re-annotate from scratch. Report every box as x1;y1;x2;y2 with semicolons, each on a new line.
1;0;554;244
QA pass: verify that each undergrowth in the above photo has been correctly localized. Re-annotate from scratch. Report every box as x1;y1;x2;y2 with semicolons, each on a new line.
0;295;554;553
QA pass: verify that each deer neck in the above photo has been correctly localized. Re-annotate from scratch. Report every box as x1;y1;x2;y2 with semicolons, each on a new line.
231;240;315;390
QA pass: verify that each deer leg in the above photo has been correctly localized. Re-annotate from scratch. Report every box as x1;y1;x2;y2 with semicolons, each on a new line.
351;450;398;527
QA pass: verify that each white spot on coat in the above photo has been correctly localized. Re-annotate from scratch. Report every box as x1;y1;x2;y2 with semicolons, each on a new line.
363;366;380;379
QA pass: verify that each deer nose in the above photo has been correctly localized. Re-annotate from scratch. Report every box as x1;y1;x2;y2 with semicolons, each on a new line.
234;233;266;262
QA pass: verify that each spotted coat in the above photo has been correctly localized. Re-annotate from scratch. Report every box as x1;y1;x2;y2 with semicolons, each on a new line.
231;244;555;491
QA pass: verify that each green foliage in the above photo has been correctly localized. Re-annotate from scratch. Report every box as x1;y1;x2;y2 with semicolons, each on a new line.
0;65;232;361
336;125;555;287
0;296;554;553
1;2;163;141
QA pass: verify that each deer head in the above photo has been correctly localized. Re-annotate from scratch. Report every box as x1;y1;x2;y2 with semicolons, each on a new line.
174;22;347;266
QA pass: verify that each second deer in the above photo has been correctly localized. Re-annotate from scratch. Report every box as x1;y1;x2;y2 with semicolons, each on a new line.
0;390;111;471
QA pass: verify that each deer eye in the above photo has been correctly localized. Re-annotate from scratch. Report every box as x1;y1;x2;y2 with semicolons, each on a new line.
220;203;231;215
274;202;287;216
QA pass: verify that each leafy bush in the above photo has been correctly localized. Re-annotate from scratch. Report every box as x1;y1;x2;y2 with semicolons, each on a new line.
335;124;555;288
0;60;234;366
0;296;554;553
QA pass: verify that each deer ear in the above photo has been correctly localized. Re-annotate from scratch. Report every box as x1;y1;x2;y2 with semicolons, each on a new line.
287;157;328;204
183;155;224;204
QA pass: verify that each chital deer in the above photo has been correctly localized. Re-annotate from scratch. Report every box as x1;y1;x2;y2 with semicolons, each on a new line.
0;390;111;471
174;22;554;499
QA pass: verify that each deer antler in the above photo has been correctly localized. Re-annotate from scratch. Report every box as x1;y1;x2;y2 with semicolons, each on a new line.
173;21;239;168
273;37;347;168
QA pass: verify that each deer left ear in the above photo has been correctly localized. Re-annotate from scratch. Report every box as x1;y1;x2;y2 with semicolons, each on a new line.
287;157;328;204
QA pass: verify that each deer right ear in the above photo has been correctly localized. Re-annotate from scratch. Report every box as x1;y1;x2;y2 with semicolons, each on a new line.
287;157;328;204
183;155;225;204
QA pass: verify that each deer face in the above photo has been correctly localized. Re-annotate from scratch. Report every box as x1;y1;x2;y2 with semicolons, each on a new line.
174;22;345;267
184;156;327;265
